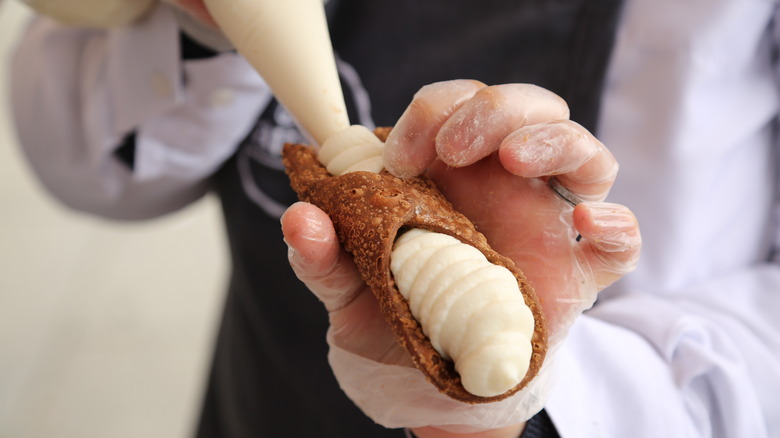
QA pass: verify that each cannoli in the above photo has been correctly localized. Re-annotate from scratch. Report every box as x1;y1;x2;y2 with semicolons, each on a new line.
282;127;547;403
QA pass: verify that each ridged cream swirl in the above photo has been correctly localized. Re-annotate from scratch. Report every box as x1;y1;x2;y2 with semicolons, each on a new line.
390;229;534;397
317;125;385;174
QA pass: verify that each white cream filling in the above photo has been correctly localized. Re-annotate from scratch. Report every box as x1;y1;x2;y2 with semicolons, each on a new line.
317;125;385;174
391;229;535;397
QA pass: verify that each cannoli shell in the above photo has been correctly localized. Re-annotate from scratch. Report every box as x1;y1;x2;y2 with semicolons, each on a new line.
281;128;547;403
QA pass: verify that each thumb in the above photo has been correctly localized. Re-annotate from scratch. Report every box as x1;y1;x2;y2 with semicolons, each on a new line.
281;202;365;311
282;203;410;365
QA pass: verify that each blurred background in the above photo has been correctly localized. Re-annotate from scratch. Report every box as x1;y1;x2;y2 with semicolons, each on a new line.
0;1;229;437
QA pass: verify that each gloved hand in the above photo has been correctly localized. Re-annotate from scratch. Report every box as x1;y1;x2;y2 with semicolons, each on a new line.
281;80;641;437
161;0;216;27
161;0;234;51
384;80;640;342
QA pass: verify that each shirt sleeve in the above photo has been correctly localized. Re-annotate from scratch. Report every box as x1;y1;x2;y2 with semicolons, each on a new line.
10;3;271;220
545;265;780;438
540;1;780;436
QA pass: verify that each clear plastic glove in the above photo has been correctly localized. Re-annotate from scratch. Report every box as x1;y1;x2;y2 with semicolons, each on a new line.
281;81;641;435
162;0;217;27
161;0;234;51
385;81;639;340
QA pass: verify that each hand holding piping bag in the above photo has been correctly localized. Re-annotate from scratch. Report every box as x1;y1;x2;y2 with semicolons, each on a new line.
161;0;219;28
202;0;641;434
23;0;219;31
22;0;156;27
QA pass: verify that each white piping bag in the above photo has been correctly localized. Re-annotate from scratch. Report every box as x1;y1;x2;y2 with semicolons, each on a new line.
202;0;349;146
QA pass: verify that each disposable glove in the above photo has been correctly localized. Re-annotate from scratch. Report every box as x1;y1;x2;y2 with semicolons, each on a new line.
283;81;641;435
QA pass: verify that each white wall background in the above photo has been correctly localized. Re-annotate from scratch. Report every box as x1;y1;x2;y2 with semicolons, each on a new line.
0;2;228;437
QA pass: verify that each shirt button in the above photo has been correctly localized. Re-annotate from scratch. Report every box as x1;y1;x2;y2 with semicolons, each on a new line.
209;88;235;107
151;72;172;98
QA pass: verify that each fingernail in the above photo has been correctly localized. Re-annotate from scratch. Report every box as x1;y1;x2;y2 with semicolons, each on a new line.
280;203;327;268
282;203;332;244
583;202;636;229
579;202;641;248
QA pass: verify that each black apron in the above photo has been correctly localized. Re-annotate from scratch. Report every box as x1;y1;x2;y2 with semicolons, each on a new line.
196;1;623;436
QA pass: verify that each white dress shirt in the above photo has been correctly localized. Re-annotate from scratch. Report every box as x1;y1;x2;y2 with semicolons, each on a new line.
548;1;780;437
11;4;270;219
10;1;780;436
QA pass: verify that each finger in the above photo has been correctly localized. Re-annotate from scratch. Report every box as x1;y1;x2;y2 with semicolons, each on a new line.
282;204;410;365
499;120;618;201
384;80;486;178
281;202;365;311
435;84;569;168
328;286;414;366
573;202;642;289
175;0;219;27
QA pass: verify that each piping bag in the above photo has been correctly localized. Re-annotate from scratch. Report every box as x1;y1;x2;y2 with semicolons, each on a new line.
202;0;348;146
202;0;554;430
